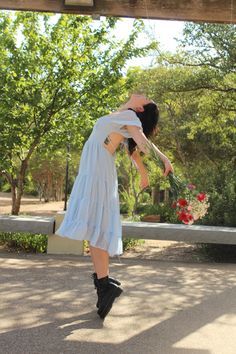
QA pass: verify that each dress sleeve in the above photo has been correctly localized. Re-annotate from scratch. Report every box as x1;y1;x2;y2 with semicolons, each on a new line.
111;110;142;138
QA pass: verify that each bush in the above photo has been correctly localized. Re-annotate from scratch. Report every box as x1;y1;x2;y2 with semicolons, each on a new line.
0;231;143;255
201;188;236;227
120;189;135;216
120;202;129;214
189;162;236;227
136;203;179;223
0;232;48;253
197;243;236;263
123;237;145;251
139;191;152;204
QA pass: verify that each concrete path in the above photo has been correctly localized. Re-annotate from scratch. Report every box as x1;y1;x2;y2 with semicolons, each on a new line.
1;253;236;354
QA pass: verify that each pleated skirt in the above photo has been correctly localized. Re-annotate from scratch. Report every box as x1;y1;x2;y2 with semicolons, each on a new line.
55;135;122;257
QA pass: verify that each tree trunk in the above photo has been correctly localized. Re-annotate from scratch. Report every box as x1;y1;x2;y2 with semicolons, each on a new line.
2;137;40;215
11;160;28;215
11;181;17;214
12;184;23;215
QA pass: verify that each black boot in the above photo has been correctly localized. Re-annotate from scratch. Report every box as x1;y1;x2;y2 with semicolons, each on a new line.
91;272;121;308
96;276;123;319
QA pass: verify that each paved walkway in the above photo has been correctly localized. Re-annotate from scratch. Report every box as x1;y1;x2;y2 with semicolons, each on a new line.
1;253;236;354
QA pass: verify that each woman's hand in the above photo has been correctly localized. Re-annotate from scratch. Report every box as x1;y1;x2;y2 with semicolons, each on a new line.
163;158;174;177
125;125;174;178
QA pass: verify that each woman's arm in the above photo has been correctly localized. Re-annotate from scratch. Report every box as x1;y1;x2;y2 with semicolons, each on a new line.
130;149;149;190
126;125;174;176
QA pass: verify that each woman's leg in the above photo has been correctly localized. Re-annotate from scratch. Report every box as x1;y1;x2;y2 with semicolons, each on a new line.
89;245;109;279
89;244;123;319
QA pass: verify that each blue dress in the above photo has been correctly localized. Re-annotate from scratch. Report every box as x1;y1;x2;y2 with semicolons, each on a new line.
55;109;142;256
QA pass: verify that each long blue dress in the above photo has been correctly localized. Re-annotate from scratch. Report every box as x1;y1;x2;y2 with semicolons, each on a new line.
55;109;142;256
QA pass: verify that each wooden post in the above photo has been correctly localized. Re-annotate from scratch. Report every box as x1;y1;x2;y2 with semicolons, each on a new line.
152;186;160;205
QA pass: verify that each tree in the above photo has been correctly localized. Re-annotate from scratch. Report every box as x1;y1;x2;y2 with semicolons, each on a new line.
127;23;236;165
126;23;236;225
0;11;156;214
29;149;69;202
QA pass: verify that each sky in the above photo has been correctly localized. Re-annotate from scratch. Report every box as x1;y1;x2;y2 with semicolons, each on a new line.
16;12;186;69
114;18;185;50
111;18;186;68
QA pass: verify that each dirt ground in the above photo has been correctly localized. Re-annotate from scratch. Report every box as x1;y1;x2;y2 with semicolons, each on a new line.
0;192;210;262
0;191;64;216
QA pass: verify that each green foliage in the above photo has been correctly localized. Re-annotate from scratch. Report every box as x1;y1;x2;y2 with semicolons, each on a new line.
0;12;156;167
191;162;236;227
123;238;145;251
120;203;129;215
196;244;236;263
117;148;143;216
120;189;136;216
139;191;151;203
126;23;236;226
0;11;156;213
179;23;236;74
0;232;143;254
0;232;48;253
137;203;178;223
0;181;11;192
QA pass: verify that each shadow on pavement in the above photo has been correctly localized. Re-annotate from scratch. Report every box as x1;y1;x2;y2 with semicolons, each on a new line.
1;254;236;354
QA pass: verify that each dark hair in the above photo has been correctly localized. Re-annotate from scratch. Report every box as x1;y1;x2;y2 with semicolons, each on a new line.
127;102;159;155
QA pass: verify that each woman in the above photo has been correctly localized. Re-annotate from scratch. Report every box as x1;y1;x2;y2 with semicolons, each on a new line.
56;94;173;319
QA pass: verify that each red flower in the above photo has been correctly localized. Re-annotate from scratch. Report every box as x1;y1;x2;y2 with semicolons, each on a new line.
178;211;193;224
197;192;206;202
177;198;188;207
171;202;177;209
186;214;193;221
178;211;187;221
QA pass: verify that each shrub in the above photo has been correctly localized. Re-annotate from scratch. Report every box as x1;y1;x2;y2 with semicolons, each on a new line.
0;232;48;253
201;188;236;227
189;162;236;227
120;190;136;216
120;202;129;214
136;203;179;223
197;243;236;263
123;237;145;251
139;191;152;204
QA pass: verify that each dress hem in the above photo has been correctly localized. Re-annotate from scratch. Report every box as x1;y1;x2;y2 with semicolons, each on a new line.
55;230;123;257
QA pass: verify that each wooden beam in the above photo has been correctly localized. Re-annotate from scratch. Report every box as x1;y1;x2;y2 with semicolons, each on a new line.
0;0;235;23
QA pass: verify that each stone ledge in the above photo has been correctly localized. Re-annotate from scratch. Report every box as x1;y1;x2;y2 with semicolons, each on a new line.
122;221;236;244
0;215;55;234
0;214;236;245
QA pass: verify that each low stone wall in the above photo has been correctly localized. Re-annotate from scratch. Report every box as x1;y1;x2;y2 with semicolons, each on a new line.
1;212;236;256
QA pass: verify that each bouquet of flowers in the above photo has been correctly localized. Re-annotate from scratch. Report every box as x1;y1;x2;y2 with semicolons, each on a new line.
146;140;186;200
146;141;210;225
171;184;210;225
